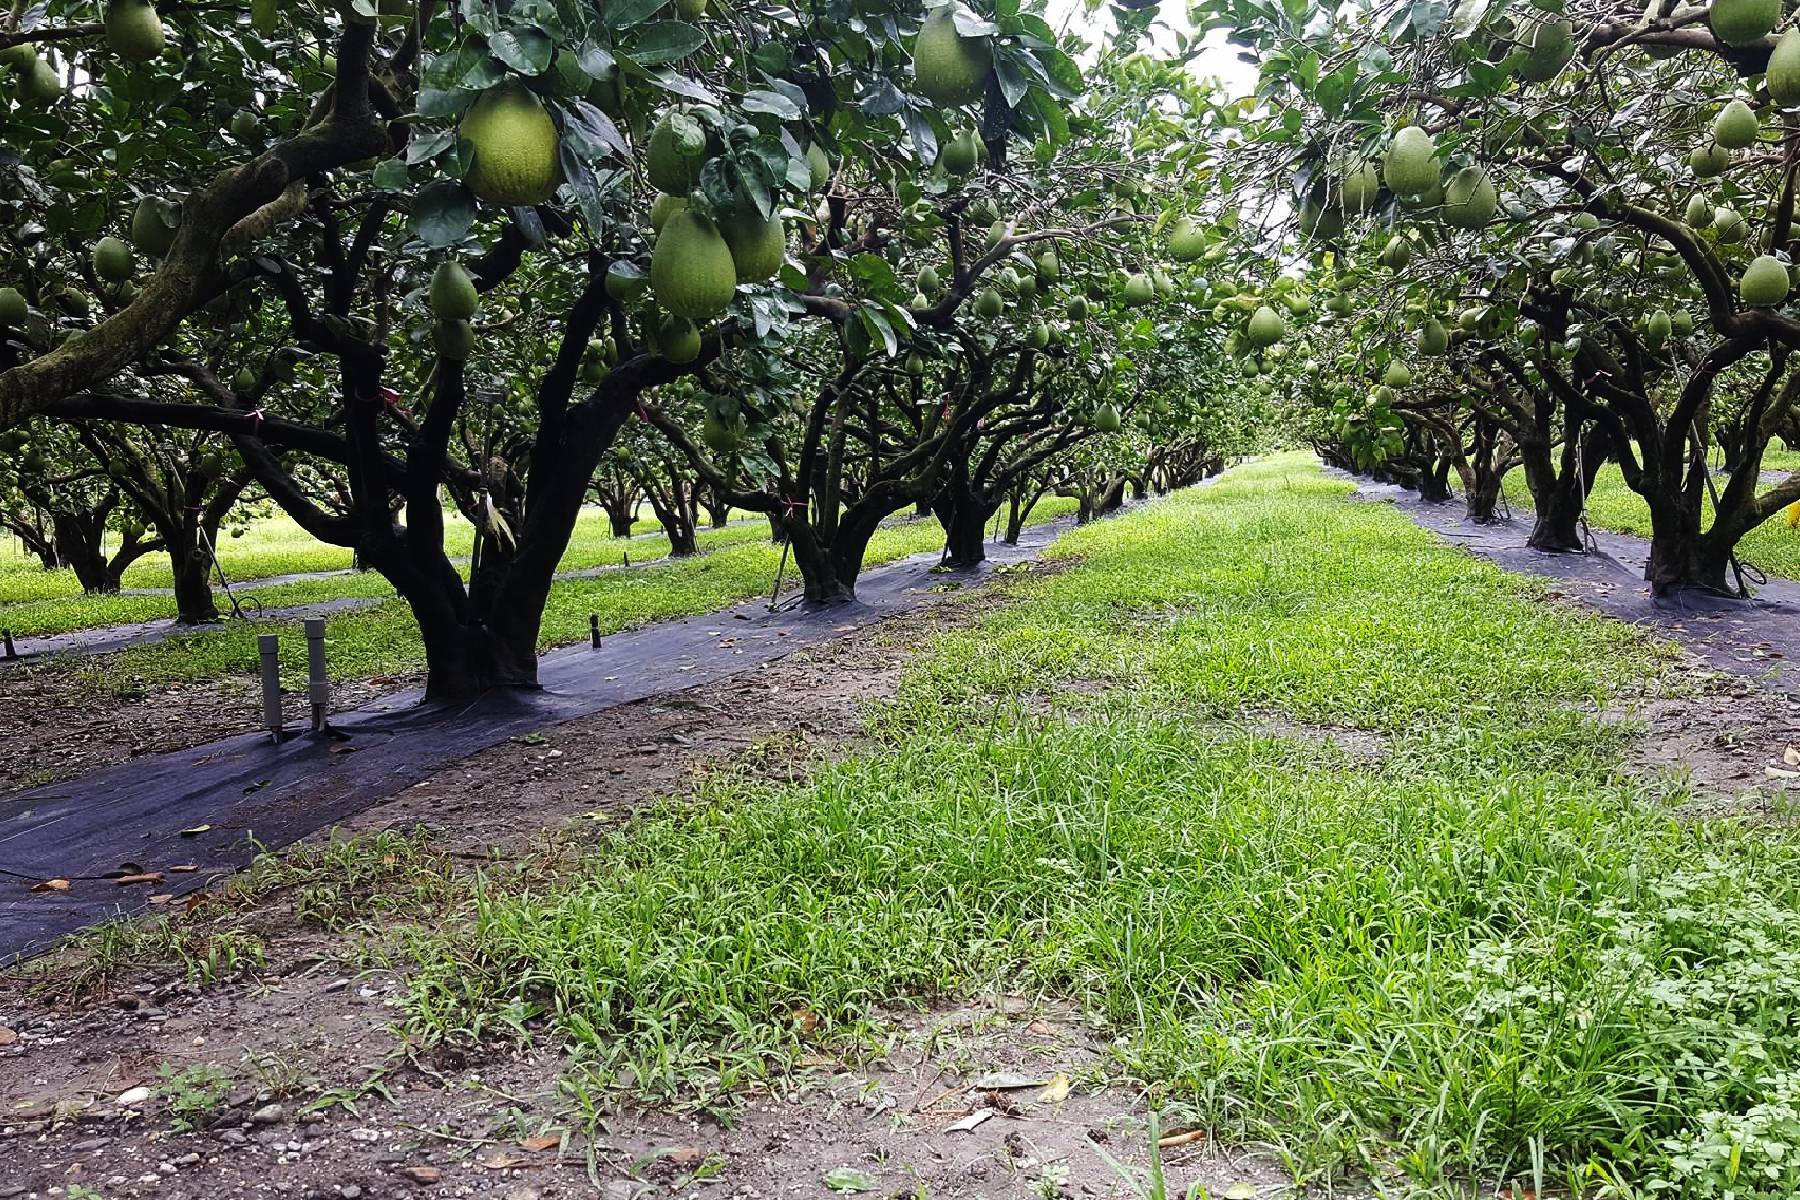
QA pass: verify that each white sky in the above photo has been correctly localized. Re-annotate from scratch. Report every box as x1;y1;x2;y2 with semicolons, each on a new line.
1046;0;1262;100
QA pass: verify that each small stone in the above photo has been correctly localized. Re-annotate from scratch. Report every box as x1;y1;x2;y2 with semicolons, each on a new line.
115;1086;152;1107
324;978;349;993
0;1185;26;1197
174;1152;201;1166
70;1136;113;1152
340;1186;363;1199
300;1109;325;1124
220;1129;248;1146
396;1164;442;1185
348;1129;380;1143
251;1103;286;1125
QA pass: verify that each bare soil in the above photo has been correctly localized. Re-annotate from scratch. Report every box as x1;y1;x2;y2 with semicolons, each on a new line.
0;664;403;795
0;594;1283;1200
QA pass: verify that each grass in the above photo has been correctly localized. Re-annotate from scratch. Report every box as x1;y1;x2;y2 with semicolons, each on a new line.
21;497;1077;691
1501;458;1800;582
0;503;679;609
384;455;1800;1197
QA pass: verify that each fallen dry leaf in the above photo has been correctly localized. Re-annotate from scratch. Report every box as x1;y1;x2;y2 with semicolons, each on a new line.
1785;746;1800;767
477;1151;523;1170
115;873;164;886
519;1135;561;1152
665;1146;704;1167
395;1164;441;1185
789;1006;820;1035
169;864;199;873
1038;1073;1072;1104
947;1108;994;1132
178;824;211;837
30;878;70;893
1158;1129;1207;1149
1221;1184;1257;1200
0;1026;17;1046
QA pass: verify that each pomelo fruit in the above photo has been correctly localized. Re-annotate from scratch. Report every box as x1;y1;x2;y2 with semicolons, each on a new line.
1383;125;1438;197
250;0;277;32
1770;28;1800;106
105;0;165;61
460;81;561;207
1094;403;1122;433
651;209;737;320
1028;321;1050;349
1418;318;1448;356
1442;166;1496;229
1712;98;1759;149
1711;0;1780;47
18;53;59;103
1646;309;1672;344
0;288;26;324
975;287;1003;318
1247;304;1285;347
1122;273;1155;306
913;6;992;107
1168;217;1206;261
1741;253;1789;305
1686;193;1714;227
428;260;479;320
649;192;687;232
805;142;831;191
647;107;709;195
1338;161;1381;214
918;265;942;294
1035;250;1059;282
658;315;702;363
130;196;178;256
433;318;475;359
941;127;982;176
1299;198;1344;241
1714;206;1748;242
1515;19;1574;82
721;210;786;282
1690;141;1731;177
93;235;133;283
1383;361;1413;387
1067;295;1089;320
1380;235;1412;270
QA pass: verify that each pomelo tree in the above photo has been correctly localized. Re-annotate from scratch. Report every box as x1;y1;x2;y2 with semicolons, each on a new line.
0;0;1090;694
1207;0;1800;593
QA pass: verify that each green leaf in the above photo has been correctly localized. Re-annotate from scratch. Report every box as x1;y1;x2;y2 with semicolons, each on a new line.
741;88;803;119
410;180;476;247
627;20;706;65
488;29;554;74
605;0;668;28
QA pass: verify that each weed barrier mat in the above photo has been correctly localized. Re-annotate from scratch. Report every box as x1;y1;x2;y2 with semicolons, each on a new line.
0;596;385;661
0;513;1090;963
1337;469;1800;694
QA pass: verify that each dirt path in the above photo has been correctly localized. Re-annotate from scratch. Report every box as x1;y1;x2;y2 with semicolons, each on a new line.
0;595;1279;1200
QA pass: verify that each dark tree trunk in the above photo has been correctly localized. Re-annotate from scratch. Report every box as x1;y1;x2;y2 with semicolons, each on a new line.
51;512;115;593
701;486;730;529
1417;456;1453;503
169;531;220;624
779;505;886;603
1465;479;1502;523
936;488;996;568
608;505;636;538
